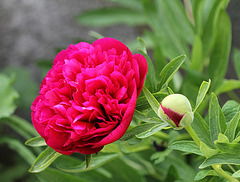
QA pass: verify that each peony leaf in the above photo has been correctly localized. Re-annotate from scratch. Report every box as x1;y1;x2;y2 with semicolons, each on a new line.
194;170;218;181
76;8;146;27
29;147;62;173
169;141;203;156
215;79;240;95
215;142;240;155
57;153;121;173
194;79;211;112
136;123;168;139
224;112;240;142
85;154;92;169
142;87;161;117
158;55;185;90
121;122;165;141
0;137;36;165
0;74;19;119
25;136;47;147
36;168;88;182
222;100;240;123
191;112;213;148
209;93;226;143
199;153;240;169
233;48;240;80
232;170;240;178
136;91;167;111
138;48;157;93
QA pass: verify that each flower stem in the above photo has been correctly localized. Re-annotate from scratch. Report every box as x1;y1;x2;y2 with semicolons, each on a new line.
212;165;239;182
184;125;200;148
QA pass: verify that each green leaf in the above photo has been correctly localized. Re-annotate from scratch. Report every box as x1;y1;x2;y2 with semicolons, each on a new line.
58;153;121;173
2;66;38;110
194;170;218;180
0;137;36;165
215;79;240;95
0;115;38;139
208;10;231;89
194;79;211;112
100;142;121;153
217;133;229;143
25;136;47;147
224;112;240;142
136;123;168;139
37;168;88;182
169;141;203;156
200;141;218;158
215;142;240;155
209;93;225;143
29;147;62;173
76;8;146;27
191;35;203;71
158;55;185;89
233;48;240;80
222;100;240;123
136;91;167;111
85;154;92;169
138;48;157;92
232;170;240;178
133;109;163;123
0;74;19;119
199;153;240;169
121;122;166;141
191;112;213;147
142;87;161;117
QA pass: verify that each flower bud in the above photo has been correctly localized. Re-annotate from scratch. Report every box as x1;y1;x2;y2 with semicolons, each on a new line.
158;94;193;130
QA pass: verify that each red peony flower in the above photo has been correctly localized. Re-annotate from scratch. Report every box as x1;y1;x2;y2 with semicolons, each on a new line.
31;38;148;155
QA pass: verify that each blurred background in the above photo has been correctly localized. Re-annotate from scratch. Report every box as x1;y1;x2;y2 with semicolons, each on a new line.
0;0;240;181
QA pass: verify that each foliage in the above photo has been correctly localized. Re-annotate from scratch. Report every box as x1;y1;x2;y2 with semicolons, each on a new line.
1;0;240;181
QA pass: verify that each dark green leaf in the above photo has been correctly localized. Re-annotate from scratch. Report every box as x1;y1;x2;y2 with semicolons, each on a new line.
136;123;168;139
85;154;92;169
136;92;167;111
121;122;166;141
224;112;240;142
191;112;213;147
158;55;185;90
199;153;240;169
208;10;231;89
216;79;240;95
2;66;38;110
37;168;88;182
76;8;146;27
191;35;203;71
169;141;203;156
25;136;47;147
233;48;240;80
194;79;211;112
57;153;121;173
29;147;62;173
138;48;157;92
0;74;19;118
209;93;224;143
142;87;161;117
215;142;240;155
222;100;240;123
133;109;163;123
0;137;36;165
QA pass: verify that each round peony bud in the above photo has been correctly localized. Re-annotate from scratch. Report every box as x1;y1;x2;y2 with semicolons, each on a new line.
158;94;193;130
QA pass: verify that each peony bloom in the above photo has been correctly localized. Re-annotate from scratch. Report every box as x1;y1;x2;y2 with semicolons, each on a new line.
31;38;148;154
158;94;194;130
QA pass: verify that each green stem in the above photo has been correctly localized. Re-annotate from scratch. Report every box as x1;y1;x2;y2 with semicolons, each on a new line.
228;164;237;173
185;125;200;148
212;165;239;182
